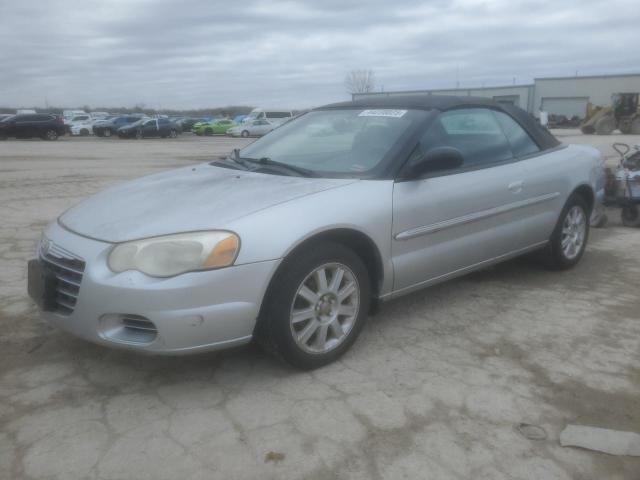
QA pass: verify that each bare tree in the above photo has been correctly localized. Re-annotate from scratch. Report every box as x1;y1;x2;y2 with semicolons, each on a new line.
345;70;375;94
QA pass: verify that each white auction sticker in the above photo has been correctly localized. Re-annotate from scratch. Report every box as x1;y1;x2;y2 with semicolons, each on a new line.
358;109;407;118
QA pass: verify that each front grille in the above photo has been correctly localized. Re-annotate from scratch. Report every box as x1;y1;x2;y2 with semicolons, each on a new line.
40;241;85;315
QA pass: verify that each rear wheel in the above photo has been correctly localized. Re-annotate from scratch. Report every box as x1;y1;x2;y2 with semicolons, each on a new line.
241;130;249;138
204;128;213;136
43;129;58;141
631;117;640;135
104;128;112;137
256;242;370;369
169;129;177;138
80;128;89;136
542;194;589;269
135;129;143;140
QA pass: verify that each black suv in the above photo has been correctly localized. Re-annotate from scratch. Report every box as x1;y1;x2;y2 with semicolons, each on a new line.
0;114;66;141
117;118;179;139
93;116;144;137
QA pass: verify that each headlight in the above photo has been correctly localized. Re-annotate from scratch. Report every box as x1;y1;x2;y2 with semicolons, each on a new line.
108;231;240;277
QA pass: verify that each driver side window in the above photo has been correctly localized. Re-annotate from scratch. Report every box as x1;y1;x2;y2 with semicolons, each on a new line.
413;108;514;172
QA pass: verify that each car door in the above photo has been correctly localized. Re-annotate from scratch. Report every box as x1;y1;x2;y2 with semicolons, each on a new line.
492;110;566;244
142;119;159;137
14;115;34;137
391;107;530;295
157;119;170;136
3;117;18;137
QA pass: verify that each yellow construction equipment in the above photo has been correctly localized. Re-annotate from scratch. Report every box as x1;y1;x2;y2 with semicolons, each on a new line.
581;93;640;135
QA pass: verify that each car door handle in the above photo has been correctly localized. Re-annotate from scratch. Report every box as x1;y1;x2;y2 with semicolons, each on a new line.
508;181;524;193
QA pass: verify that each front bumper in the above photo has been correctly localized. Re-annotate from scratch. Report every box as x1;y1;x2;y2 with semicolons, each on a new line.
35;221;280;354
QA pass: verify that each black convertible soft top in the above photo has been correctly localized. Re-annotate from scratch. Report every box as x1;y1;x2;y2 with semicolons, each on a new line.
320;94;560;151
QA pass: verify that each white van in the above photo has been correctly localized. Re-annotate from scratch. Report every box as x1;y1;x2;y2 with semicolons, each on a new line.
245;108;293;125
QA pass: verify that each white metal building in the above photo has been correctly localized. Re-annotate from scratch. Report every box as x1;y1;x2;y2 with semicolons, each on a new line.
353;73;640;120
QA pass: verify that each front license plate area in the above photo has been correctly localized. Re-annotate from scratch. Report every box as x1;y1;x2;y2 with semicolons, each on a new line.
27;259;57;311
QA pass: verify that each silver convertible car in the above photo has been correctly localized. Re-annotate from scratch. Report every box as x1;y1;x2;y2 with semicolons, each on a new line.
28;96;603;369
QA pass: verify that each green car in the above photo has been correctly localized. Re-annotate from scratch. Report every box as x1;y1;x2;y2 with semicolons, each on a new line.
192;119;236;136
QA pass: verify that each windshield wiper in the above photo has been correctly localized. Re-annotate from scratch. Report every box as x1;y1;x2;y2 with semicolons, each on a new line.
241;156;317;177
221;148;250;170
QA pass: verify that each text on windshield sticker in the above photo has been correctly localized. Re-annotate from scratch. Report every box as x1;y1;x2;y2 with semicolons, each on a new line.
358;109;407;118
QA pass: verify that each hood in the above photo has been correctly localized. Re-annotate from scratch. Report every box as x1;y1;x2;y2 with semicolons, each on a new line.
59;164;356;243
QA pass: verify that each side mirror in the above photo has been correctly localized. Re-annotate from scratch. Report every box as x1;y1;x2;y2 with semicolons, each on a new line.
406;147;464;178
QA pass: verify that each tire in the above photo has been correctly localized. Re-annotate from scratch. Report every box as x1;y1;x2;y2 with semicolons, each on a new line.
542;194;590;270
241;130;249;138
631;118;640;135
80;128;89;136
255;242;371;369
621;205;640;227
43;129;58;141
595;116;616;135
104;128;112;137
169;129;177;138
204;128;213;136
135;129;143;140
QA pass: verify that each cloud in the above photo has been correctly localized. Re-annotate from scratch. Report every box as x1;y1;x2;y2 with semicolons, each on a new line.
0;0;637;109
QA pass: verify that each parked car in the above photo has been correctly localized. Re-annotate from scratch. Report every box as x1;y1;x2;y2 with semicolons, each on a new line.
193;119;236;136
28;95;603;369
70;121;94;136
62;110;88;122
90;111;111;120
63;114;92;133
180;117;208;132
227;119;275;137
244;108;293;125
117;118;179;139
0;113;65;140
93;116;143;137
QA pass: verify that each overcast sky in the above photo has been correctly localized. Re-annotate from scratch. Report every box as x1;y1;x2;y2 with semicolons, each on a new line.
1;0;638;110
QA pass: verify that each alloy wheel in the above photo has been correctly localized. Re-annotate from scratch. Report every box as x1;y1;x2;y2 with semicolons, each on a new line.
289;262;360;354
561;206;586;259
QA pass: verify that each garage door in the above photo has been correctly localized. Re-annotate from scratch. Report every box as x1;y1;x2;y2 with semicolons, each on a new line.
541;97;588;119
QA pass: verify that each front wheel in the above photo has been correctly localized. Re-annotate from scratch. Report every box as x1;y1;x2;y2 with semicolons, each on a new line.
169;129;177;138
135;129;143;140
256;242;370;369
104;129;112;137
241;130;249;138
542;194;590;269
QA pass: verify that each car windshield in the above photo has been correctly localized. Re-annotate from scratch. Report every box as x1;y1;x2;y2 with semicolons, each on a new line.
238;108;428;176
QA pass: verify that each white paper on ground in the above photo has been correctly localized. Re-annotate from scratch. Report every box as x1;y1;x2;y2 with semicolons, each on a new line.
560;425;640;456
